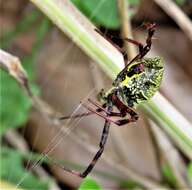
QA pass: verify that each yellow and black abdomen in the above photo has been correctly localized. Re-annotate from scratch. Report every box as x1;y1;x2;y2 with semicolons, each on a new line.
117;57;164;107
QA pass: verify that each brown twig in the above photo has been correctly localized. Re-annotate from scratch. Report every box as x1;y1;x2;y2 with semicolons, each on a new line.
0;48;59;120
0;49;32;96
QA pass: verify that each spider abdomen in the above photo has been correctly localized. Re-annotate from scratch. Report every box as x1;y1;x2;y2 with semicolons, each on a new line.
117;57;164;107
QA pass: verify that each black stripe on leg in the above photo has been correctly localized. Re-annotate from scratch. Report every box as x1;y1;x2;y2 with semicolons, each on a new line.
80;116;111;177
80;147;104;178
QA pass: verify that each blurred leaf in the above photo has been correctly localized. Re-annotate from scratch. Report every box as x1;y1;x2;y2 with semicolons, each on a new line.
0;18;50;136
0;180;25;190
187;162;192;184
119;179;142;189
175;0;186;6
0;70;32;135
79;177;102;190
71;0;120;29
127;0;140;6
1;11;41;49
71;0;140;29
162;164;177;187
22;18;51;80
0;148;49;190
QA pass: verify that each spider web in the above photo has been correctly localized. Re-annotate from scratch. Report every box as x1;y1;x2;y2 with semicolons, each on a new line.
14;0;115;188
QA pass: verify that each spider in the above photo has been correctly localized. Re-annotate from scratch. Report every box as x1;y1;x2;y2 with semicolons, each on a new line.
53;23;164;178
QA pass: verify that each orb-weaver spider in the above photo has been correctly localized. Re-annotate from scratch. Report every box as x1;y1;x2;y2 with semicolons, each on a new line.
54;23;164;178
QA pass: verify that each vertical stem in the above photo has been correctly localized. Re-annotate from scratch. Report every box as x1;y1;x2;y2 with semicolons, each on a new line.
117;0;136;60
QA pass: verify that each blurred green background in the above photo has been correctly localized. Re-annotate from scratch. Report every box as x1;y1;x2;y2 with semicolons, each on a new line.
0;0;192;189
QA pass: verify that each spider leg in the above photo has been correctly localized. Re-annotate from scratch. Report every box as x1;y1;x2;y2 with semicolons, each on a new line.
43;154;83;178
82;101;137;126
94;28;124;54
113;117;137;126
88;98;126;117
50;104;113;178
79;98;138;177
144;22;156;47
80;119;111;177
60;98;124;122
59;111;93;120
81;102;119;125
84;97;139;126
124;22;156;55
51;95;139;178
109;94;139;126
87;98;122;116
105;106;138;126
124;38;144;55
59;102;106;120
114;23;156;86
87;98;108;113
139;22;156;58
111;94;138;117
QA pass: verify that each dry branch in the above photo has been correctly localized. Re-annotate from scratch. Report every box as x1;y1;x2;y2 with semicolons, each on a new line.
0;49;32;96
154;0;192;41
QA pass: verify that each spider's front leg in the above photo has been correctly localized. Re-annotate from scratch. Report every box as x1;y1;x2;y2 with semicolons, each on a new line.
125;22;156;60
84;95;139;126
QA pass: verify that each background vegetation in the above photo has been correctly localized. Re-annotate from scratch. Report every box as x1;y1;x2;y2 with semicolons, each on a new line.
0;0;192;189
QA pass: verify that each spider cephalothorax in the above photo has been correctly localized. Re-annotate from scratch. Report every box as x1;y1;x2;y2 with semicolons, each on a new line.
57;23;164;178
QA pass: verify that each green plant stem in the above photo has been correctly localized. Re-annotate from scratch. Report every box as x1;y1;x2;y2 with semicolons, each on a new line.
141;94;192;159
30;0;192;159
30;0;124;80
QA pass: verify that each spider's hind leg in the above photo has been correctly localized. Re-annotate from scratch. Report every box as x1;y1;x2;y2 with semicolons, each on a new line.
53;103;113;178
80;118;111;177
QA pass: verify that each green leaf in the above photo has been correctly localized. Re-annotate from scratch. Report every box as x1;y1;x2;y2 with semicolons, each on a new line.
79;177;102;190
71;0;140;29
0;71;32;135
71;0;120;29
0;148;49;190
127;0;141;6
187;162;192;184
119;179;142;189
175;0;186;6
162;164;177;187
1;11;41;49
